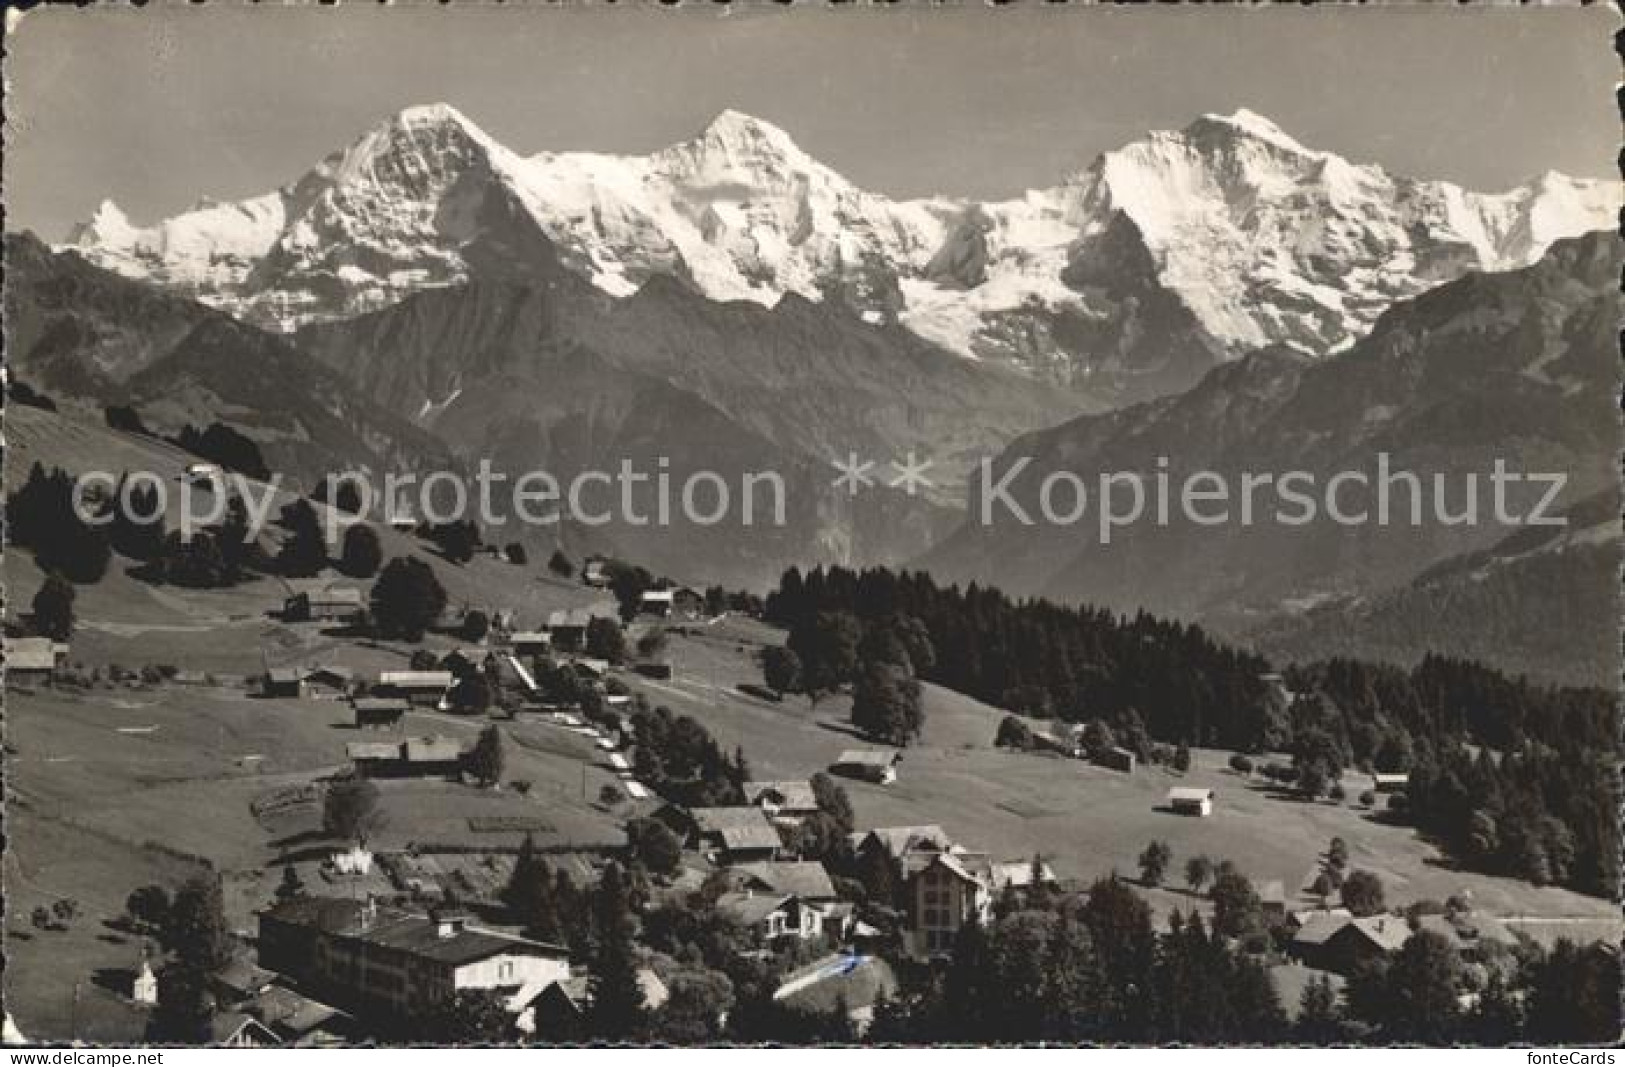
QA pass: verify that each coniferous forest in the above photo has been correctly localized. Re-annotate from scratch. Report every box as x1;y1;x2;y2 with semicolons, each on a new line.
765;566;1619;899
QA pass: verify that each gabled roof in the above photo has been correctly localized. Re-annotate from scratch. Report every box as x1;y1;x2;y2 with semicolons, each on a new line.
835;749;899;768
6;637;62;671
733;861;837;900
692;806;778;834
717;891;797;927
1167;787;1215;803
210;1012;282;1046
1344;915;1410;953
298;587;363;607
351;697;409;713
404;736;463;763
1258;880;1287;906
745;780;818;812
347;741;403;761
248;986;346;1037
853;825;953;861
377;670;453;688
261;897;568;966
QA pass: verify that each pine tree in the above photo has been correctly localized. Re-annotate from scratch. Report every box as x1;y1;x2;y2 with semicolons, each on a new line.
585;863;647;1040
31;572;76;641
464;726;505;787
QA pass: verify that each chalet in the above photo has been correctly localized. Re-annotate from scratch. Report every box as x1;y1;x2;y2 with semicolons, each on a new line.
213;958;278;1004
831;749;901;785
5;636;67;682
717;891;826;945
346;736;463;778
638;589;676;617
745;780;820;823
730;860;839;904
638;587;704;620
1259;880;1289;923
1167;786;1216;817
264;667;307;699
1371;772;1410;794
374;670;454;707
1290;914;1409;976
245;986;358;1047
582;559;611;589
661;806;782;862
210;1013;282;1048
569;657;611;679
543;609;606;649
509;631;552;657
257;897;570;1025
305;666;354;699
1285;906;1351;936
352;697;409;729
264;665;352;700
1095;746;1137;774
283;587;364;624
519;971;668;1040
850;825;955;879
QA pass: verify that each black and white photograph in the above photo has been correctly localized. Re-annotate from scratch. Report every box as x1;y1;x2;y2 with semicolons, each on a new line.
1;2;1619;1050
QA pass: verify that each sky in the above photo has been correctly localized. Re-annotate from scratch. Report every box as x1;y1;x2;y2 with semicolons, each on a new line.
5;3;1618;240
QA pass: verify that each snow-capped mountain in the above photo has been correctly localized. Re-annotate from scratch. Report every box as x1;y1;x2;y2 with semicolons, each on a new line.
64;104;1618;404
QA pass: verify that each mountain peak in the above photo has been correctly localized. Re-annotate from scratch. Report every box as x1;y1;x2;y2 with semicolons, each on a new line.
1186;108;1311;153
676;108;808;167
391;102;486;135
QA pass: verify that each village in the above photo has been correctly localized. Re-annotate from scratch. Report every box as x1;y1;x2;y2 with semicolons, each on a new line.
7;454;1616;1047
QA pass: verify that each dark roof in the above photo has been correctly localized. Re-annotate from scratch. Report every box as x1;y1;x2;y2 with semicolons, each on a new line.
352;697;409;713
745;780;818;811
834;749;898;768
854;825;952;860
261;897;567;967
733;861;837;900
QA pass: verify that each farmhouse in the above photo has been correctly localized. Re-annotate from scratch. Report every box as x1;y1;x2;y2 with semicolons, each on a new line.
831;749;901;785
374;671;454;706
509;632;552;657
582;559;610;589
264;665;354;700
352;697;409;729
745;780;820;822
210;1013;282;1047
543;608;614;649
519;971;668;1040
346;736;464;778
661;806;782;862
1371;772;1410;794
1095;746;1137;774
6;636;67;682
244;986;358;1047
257;898;570;1025
730;861;838;904
283;586;364;624
1167;786;1216;817
717;891;826;945
639;587;704;619
1290;914;1409;976
850;825;955;879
